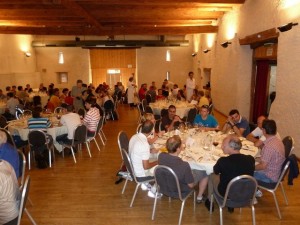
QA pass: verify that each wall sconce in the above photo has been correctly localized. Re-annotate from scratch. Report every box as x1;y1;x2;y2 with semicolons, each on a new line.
277;22;298;32
58;52;64;64
24;52;31;57
191;52;197;57
220;41;232;48
166;50;171;61
203;49;211;53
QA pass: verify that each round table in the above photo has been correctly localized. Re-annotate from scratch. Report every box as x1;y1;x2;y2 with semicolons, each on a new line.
150;101;195;118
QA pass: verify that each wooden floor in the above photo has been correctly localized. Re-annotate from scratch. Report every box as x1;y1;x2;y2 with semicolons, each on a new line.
21;105;300;225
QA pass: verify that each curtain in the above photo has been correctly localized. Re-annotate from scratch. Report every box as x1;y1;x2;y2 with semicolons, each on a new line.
253;60;269;123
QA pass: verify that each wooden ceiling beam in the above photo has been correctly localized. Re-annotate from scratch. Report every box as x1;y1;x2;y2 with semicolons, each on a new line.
239;28;279;47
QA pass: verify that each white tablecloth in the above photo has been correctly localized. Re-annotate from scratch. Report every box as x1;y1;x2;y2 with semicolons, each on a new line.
150;101;195;118
153;129;258;175
8;118;68;152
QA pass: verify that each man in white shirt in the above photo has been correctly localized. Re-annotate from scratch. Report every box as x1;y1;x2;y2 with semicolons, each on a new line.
56;104;82;151
129;120;158;178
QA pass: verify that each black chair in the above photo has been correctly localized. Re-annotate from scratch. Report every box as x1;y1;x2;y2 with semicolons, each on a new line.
61;124;91;163
257;160;290;219
141;99;148;111
86;120;101;151
116;131;131;184
185;107;197;124
210;175;257;225
146;94;152;104
104;100;115;120
28;130;55;170
0;115;8;128
151;165;196;225
120;148;154;207
282;136;294;158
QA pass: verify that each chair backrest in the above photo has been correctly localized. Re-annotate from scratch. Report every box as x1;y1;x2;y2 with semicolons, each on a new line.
142;99;148;111
154;165;186;200
121;148;138;182
186;107;197;124
17;175;31;225
146;94;152;104
28;130;47;147
104;100;114;110
137;103;144;114
282;136;294;158
145;106;154;114
208;103;213;114
15;106;24;119
17;150;26;189
73;124;87;144
0;115;8;128
0;128;17;149
222;175;257;208
118;131;129;153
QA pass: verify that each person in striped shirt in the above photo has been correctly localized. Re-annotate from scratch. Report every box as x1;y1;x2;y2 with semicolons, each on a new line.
83;98;100;137
28;107;51;131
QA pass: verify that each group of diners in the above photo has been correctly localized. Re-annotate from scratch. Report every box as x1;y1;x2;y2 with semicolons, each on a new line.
128;102;287;213
126;72;212;108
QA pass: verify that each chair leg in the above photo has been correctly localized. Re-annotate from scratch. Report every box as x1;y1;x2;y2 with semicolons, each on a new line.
121;178;129;194
27;197;34;206
24;208;37;225
151;193;159;220
70;147;77;163
130;184;140;207
101;130;107;140
85;143;92;157
280;183;288;205
28;151;31;170
98;133;105;145
210;194;214;214
272;192;282;219
48;149;52;168
178;200;186;225
219;207;223;225
251;205;256;225
193;191;196;211
93;138;101;151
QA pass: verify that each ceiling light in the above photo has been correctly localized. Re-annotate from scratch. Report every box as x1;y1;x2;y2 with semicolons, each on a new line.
203;49;211;53
191;52;197;57
220;41;231;48
277;22;298;32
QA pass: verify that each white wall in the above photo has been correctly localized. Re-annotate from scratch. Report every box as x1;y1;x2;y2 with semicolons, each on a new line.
196;0;300;155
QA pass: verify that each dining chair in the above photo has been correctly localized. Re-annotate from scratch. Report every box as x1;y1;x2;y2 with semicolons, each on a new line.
54;106;63;114
151;165;196;225
17;176;37;225
257;160;290;219
15;105;24;119
86;120;101;151
103;100;115;120
282;136;294;158
120;148;154;207
97;114;106;145
210;175;257;225
185;107;197;124
27;130;55;169
137;103;144;124
146;94;152;104
60;124;91;163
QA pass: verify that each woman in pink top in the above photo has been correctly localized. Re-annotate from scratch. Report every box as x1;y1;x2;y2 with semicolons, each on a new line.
83;98;100;137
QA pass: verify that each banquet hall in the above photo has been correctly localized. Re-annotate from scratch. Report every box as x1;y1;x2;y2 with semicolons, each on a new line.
0;0;300;224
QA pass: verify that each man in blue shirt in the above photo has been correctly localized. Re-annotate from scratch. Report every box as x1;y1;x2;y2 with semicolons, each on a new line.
222;109;250;137
193;105;219;131
0;130;19;178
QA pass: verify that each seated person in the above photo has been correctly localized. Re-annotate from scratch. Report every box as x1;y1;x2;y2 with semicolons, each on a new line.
222;109;250;137
177;89;186;101
159;135;208;203
193;105;219;131
160;105;183;132
254;120;285;188
156;89;165;101
83;98;100;137
3;92;19;120
56;104;82;149
0;160;20;225
246;115;281;147
206;135;255;211
28;107;51;131
0;130;20;178
143;113;164;145
198;90;209;108
49;88;62;109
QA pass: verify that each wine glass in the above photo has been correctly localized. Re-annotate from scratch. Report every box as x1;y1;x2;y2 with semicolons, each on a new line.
212;137;219;150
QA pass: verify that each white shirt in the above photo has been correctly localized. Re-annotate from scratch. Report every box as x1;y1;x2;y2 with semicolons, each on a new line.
251;127;281;141
129;133;150;177
60;112;82;139
186;78;196;89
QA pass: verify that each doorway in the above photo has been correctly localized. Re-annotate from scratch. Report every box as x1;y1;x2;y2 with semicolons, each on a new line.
106;69;121;87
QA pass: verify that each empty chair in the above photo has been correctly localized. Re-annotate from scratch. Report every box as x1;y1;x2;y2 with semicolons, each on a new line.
152;165;196;225
210;175;258;225
60;124;91;163
103;100;115;120
28;130;55;170
257;160;291;219
120;148;154;207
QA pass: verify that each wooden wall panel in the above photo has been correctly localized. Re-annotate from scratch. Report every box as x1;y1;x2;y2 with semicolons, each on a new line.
90;49;136;87
254;44;277;60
